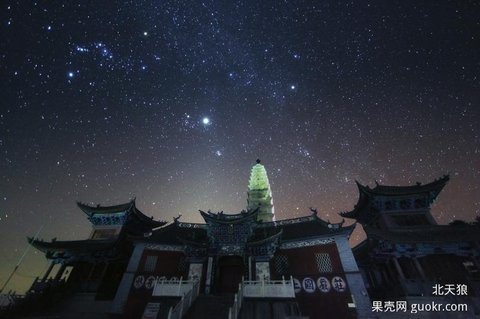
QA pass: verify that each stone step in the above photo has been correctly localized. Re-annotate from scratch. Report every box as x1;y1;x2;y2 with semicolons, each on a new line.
184;294;233;319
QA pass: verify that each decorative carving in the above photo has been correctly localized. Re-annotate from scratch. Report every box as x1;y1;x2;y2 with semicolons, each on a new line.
280;238;334;249
88;212;128;226
145;243;184;252
258;214;317;228
177;223;206;229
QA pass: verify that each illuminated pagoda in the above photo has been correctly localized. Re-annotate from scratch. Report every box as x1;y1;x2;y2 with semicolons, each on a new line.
17;160;372;319
247;159;275;222
342;175;480;317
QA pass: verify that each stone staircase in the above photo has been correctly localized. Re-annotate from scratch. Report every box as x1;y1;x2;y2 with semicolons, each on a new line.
239;299;302;319
184;294;233;319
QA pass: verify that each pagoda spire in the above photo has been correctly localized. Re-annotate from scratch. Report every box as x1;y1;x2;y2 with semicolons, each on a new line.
247;159;275;222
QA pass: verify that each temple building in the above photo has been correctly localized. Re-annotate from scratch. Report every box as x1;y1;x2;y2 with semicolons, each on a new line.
13;160;373;319
8;163;480;319
343;175;480;318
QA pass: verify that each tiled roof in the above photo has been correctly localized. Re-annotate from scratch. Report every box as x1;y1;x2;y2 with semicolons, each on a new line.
359;175;449;196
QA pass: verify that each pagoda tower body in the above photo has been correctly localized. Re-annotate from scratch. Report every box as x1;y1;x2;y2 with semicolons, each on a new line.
247;159;275;222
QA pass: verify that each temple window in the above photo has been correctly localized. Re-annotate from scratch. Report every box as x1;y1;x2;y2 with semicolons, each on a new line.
273;255;289;275
315;253;333;273
143;255;158;272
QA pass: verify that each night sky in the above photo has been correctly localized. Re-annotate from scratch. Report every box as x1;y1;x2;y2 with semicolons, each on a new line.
1;1;479;293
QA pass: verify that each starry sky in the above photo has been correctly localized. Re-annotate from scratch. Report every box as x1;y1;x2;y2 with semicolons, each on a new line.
1;1;479;294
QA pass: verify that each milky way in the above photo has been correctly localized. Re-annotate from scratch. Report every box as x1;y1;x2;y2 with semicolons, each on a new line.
0;1;479;293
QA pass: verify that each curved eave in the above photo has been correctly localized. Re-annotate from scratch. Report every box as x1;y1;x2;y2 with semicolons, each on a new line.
339;211;357;219
277;217;355;242
339;222;356;237
143;222;177;240
363;175;450;196
28;237;117;254
199;209;259;224
258;210;317;228
130;206;167;228
145;222;208;244
247;229;283;246
76;199;135;216
339;181;371;220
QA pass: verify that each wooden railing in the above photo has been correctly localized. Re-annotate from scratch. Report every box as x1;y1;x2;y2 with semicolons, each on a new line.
166;279;200;319
242;276;295;298
228;282;244;319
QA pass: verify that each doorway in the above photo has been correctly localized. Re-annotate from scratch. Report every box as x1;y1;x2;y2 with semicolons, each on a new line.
217;256;244;293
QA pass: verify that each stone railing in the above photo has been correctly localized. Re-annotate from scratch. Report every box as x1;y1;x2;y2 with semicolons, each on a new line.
243;276;295;298
228;282;243;319
152;277;195;297
166;280;200;319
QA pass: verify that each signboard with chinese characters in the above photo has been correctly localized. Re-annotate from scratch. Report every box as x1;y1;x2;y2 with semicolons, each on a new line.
188;263;203;281
317;276;331;293
292;275;348;295
256;262;271;280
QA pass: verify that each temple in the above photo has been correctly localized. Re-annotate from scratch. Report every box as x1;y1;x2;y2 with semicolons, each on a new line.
342;175;480;317
5;163;480;318
6;160;372;319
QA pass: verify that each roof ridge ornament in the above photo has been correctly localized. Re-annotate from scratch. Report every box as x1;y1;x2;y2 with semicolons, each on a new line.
173;214;182;224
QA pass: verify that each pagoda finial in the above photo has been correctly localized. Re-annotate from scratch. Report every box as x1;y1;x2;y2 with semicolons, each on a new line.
256;158;261;164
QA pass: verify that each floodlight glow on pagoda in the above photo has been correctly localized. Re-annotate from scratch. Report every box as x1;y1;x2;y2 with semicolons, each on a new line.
247;159;275;222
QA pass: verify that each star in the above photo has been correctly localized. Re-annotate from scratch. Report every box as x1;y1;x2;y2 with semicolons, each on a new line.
202;117;211;125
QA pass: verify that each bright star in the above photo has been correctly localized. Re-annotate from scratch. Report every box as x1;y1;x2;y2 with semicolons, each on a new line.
290;85;296;90
68;72;74;78
143;31;148;36
202;117;210;125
